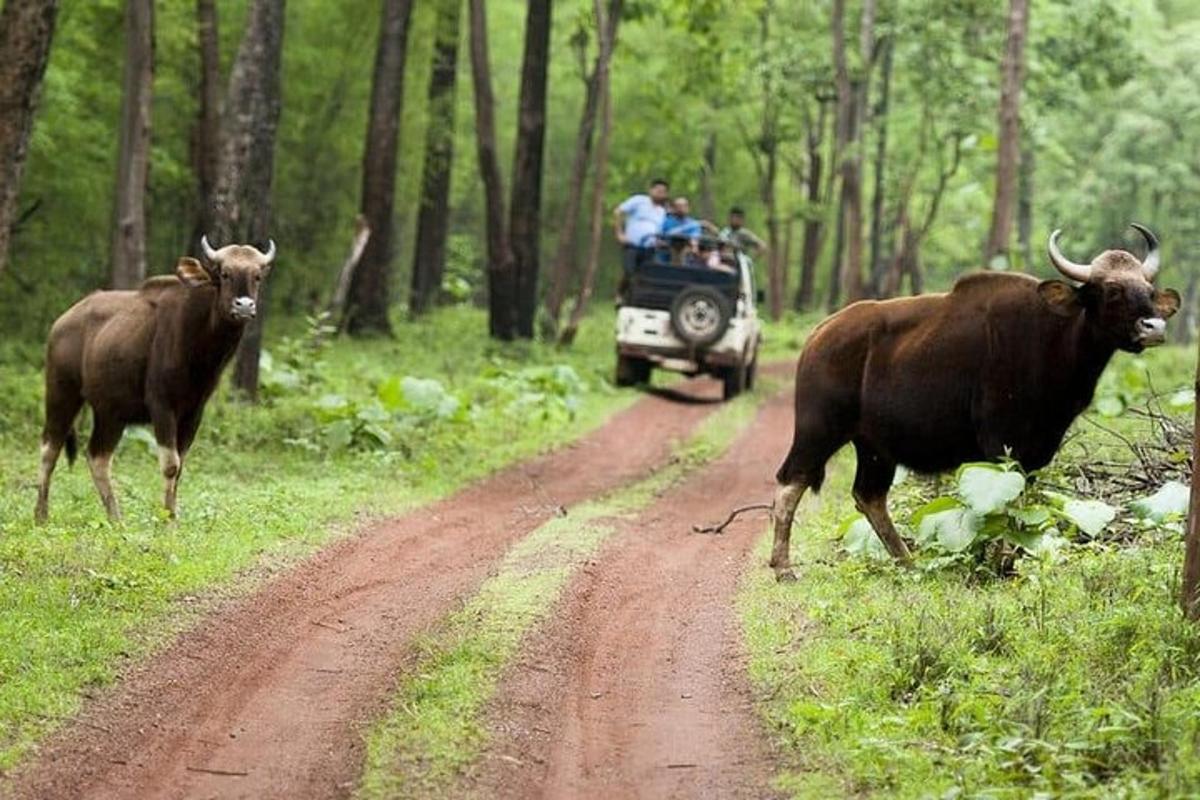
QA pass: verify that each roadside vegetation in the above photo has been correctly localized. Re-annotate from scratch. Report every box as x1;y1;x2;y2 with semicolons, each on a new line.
740;345;1200;798
0;306;640;771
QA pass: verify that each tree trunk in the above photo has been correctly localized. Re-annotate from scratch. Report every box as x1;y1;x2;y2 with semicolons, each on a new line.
347;0;415;336
828;0;852;310
795;100;827;311
110;0;154;290
468;0;515;340
508;0;553;339
542;0;622;335
192;0;221;251
1183;341;1200;618
836;0;874;305
984;0;1029;267
699;131;717;221
0;0;59;275
559;69;614;348
410;0;462;316
756;2;783;321
868;35;892;296
209;0;286;399
1017;125;1035;271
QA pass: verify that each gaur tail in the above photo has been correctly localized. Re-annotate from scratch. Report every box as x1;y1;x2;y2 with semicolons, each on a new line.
64;430;78;466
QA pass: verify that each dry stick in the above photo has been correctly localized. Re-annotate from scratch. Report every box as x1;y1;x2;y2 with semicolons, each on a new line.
692;502;774;535
329;215;371;324
185;766;250;777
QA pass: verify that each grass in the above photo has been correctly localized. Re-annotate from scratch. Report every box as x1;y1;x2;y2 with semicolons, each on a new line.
737;345;1200;798
0;305;651;773
355;374;782;799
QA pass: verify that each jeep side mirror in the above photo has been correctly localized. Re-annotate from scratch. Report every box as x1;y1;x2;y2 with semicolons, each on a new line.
756;289;765;304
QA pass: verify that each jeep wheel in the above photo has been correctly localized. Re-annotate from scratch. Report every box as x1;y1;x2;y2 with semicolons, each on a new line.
669;285;733;347
745;355;758;390
722;360;747;401
615;352;652;387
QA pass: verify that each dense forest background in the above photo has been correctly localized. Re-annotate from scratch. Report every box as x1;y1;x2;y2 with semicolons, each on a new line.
2;0;1199;353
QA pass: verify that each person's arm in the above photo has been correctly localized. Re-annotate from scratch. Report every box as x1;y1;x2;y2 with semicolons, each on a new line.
613;206;627;244
746;228;767;252
700;219;721;235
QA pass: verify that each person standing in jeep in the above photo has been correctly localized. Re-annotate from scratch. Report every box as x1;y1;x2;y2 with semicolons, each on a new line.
719;206;767;255
613;178;670;275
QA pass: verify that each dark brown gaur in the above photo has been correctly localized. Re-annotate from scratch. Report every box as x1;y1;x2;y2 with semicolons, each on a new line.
34;238;277;523
769;224;1180;580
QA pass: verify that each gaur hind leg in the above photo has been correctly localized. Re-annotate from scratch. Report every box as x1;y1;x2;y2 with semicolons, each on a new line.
852;440;912;564
770;480;808;582
34;385;83;523
153;409;183;520
770;422;843;582
87;416;126;522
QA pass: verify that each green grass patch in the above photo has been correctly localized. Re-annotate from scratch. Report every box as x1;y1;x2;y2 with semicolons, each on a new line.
355;376;783;798
738;346;1200;798
0;306;643;773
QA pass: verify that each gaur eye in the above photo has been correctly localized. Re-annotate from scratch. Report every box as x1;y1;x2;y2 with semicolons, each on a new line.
1104;284;1124;301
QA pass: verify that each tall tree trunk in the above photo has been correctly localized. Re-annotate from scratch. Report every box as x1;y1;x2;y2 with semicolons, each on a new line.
559;4;617;348
1183;339;1200;618
984;0;1029;267
110;0;154;290
0;0;59;275
347;0;415;336
542;0;622;335
468;0;515;340
192;0;221;251
757;1;783;321
795;100;827;311
828;0;851;310
508;0;553;339
410;0;462;316
836;0;874;305
1017;124;1035;271
209;0;286;399
868;35;892;296
699;130;717;221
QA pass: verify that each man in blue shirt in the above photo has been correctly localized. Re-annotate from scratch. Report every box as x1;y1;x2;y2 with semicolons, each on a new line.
660;196;704;240
614;178;669;274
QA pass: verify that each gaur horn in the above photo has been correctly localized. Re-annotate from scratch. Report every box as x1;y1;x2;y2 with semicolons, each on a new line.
256;239;277;266
200;235;221;264
1047;229;1093;283
1130;223;1160;281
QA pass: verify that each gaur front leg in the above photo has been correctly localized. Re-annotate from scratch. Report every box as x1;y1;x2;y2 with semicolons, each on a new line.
852;441;912;565
87;417;125;522
153;411;182;520
770;481;807;582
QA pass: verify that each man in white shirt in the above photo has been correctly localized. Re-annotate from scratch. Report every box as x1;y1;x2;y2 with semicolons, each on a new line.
613;178;669;274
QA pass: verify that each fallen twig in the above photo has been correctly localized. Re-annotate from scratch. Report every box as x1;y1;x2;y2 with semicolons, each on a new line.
692;503;773;535
185;766;249;777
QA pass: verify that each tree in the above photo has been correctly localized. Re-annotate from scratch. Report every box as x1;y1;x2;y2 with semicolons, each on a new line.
468;0;515;340
827;0;853;309
559;0;619;347
0;0;59;276
794;97;830;311
192;0;221;248
983;0;1029;267
209;0;286;399
347;0;415;335
110;0;155;290
410;0;463;316
752;0;784;321
508;0;553;339
867;35;893;295
542;0;623;337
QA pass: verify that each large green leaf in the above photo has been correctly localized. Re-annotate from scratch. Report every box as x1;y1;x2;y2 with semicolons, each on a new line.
917;506;982;553
840;516;889;561
911;497;963;545
1130;481;1190;523
1058;498;1116;537
957;465;1026;515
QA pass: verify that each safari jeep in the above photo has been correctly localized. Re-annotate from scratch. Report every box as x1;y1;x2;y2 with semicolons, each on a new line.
615;236;763;401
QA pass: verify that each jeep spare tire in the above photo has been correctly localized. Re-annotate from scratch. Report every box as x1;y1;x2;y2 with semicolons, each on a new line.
669;285;732;347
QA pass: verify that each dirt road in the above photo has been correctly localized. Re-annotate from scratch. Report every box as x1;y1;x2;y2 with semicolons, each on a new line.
7;376;791;799
466;387;791;799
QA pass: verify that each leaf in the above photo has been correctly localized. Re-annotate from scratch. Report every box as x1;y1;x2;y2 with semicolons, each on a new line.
957;465;1026;515
1010;505;1051;528
840;516;889;561
1167;389;1195;411
1130;481;1190;523
1094;396;1124;417
323;419;354;451
1059;498;1117;537
911;497;963;544
377;376;405;411
401;376;460;419
917;507;982;553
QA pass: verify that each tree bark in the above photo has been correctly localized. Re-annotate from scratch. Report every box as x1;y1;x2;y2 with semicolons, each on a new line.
0;0;59;275
1183;342;1200;619
868;35;892;296
347;0;415;336
410;0;463;316
984;0;1029;267
209;0;286;399
1017;124;1035;271
828;0;852;309
542;0;622;335
191;0;221;251
559;66;614;348
468;0;516;340
508;0;553;339
795;99;827;311
756;1;784;321
699;131;717;222
110;0;155;290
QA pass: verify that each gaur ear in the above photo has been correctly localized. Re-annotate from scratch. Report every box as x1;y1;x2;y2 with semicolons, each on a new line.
175;257;212;287
1037;280;1079;317
1155;288;1181;319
